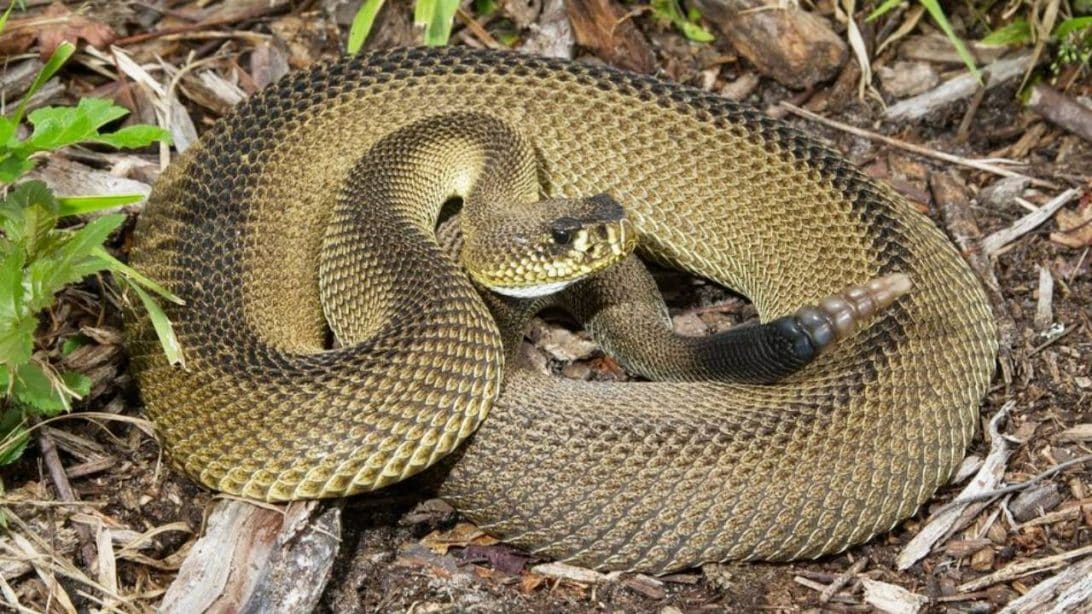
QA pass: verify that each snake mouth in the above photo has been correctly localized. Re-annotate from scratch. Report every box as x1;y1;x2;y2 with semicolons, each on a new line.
471;217;638;297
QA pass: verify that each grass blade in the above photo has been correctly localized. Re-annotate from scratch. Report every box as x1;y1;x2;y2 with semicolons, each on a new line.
919;0;982;82
56;193;144;216
129;282;184;367
11;41;75;128
347;0;385;54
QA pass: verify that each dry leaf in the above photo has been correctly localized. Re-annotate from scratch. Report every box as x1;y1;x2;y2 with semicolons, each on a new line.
38;2;116;59
1050;196;1092;248
419;522;498;555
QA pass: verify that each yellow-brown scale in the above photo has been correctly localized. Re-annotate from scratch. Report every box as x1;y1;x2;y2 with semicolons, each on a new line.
128;47;998;573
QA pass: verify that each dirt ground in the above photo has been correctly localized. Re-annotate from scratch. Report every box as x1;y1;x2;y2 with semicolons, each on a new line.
1;1;1089;612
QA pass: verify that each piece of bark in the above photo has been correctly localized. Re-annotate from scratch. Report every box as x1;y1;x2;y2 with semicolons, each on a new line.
1026;84;1092;143
160;500;340;614
694;0;846;89
1033;265;1054;331
959;544;1092;593
27;156;152;209
998;555;1092;613
251;43;291;90
720;72;760;101
978;176;1030;210
1010;483;1063;522
531;562;609;584
566;0;656;74
897;33;1007;66
860;578;928;614
522;0;573;59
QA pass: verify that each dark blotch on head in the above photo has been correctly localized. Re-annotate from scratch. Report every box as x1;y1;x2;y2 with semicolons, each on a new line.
588;193;625;221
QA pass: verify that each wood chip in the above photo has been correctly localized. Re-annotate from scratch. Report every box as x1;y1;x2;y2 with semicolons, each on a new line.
161;499;339;613
521;0;573;59
1010;483;1063;522
26;156;151;209
1033;265;1054;331
94;522;118;611
978;177;1031;209
860;578;928;614
1060;424;1092;442
1027;83;1092;144
530;562;609;584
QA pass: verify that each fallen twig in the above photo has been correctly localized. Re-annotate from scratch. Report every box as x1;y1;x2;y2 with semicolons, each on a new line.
821;556;868;603
885;53;1034;121
36;429;96;569
998;555;1092;613
981;188;1081;255
896;402;1014;570
935;454;1092;509
779;103;1056;188
958;544;1092;592
1033;264;1054;330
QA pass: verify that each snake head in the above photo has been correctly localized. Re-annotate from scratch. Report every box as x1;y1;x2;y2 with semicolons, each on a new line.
463;193;638;298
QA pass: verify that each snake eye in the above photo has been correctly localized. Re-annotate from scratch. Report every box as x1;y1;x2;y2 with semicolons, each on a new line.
550;217;581;245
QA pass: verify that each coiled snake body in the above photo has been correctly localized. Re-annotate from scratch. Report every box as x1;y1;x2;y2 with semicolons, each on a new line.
129;47;998;573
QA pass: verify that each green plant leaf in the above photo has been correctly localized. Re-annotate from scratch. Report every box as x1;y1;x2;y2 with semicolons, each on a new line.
474;0;499;17
61;334;89;355
1;181;60;258
91;124;171;149
96;247;182;304
25;214;124;307
867;0;906;21
0;249;35;368
129;282;184;366
0;406;31;467
347;0;385;54
0;115;15;146
26;98;129;152
0;156;34;184
0;2;17;36
919;0;982;81
56;193;144;216
0;315;36;371
651;0;715;42
1054;16;1092;39
980;18;1031;46
9;362;74;414
11;41;75;129
414;0;459;46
